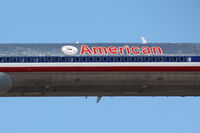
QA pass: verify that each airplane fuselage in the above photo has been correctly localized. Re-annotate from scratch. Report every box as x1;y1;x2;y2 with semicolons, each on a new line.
0;43;200;97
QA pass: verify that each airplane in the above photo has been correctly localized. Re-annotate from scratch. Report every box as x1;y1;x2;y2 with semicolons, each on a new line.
0;41;200;103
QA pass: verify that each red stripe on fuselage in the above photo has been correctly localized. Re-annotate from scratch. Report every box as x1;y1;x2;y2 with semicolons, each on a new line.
0;66;199;72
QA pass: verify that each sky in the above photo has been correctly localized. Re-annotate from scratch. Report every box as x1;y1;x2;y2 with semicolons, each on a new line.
0;0;200;133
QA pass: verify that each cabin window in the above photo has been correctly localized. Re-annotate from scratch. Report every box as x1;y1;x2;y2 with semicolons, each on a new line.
89;57;93;62
67;57;72;62
47;57;52;62
33;57;38;62
173;56;177;62
74;57;77;62
131;57;135;62
138;57;143;62
180;56;184;62
27;57;31;62
110;57;114;62
124;57;128;62
75;57;79;62
96;57;101;62
145;56;150;62
103;57;107;62
40;57;45;62
82;57;87;62
158;57;163;62
19;57;24;62
152;57;156;62
54;57;59;62
116;57;121;62
166;56;170;62
6;57;10;62
0;57;3;62
61;57;65;62
13;57;17;62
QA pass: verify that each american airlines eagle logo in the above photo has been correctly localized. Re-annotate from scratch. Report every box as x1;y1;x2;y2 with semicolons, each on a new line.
61;46;78;55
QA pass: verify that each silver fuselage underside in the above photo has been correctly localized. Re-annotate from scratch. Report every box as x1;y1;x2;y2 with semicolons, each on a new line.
2;71;199;97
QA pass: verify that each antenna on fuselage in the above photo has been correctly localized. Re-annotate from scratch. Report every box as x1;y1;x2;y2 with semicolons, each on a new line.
96;96;102;103
141;36;147;44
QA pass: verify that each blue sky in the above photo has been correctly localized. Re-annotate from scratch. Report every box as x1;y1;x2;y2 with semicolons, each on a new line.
0;0;200;133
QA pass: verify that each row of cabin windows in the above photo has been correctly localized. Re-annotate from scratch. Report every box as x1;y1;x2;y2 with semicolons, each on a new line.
0;56;190;62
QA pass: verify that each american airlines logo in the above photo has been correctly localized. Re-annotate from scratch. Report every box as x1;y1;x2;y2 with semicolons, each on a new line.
61;46;78;55
80;45;163;55
62;45;163;55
